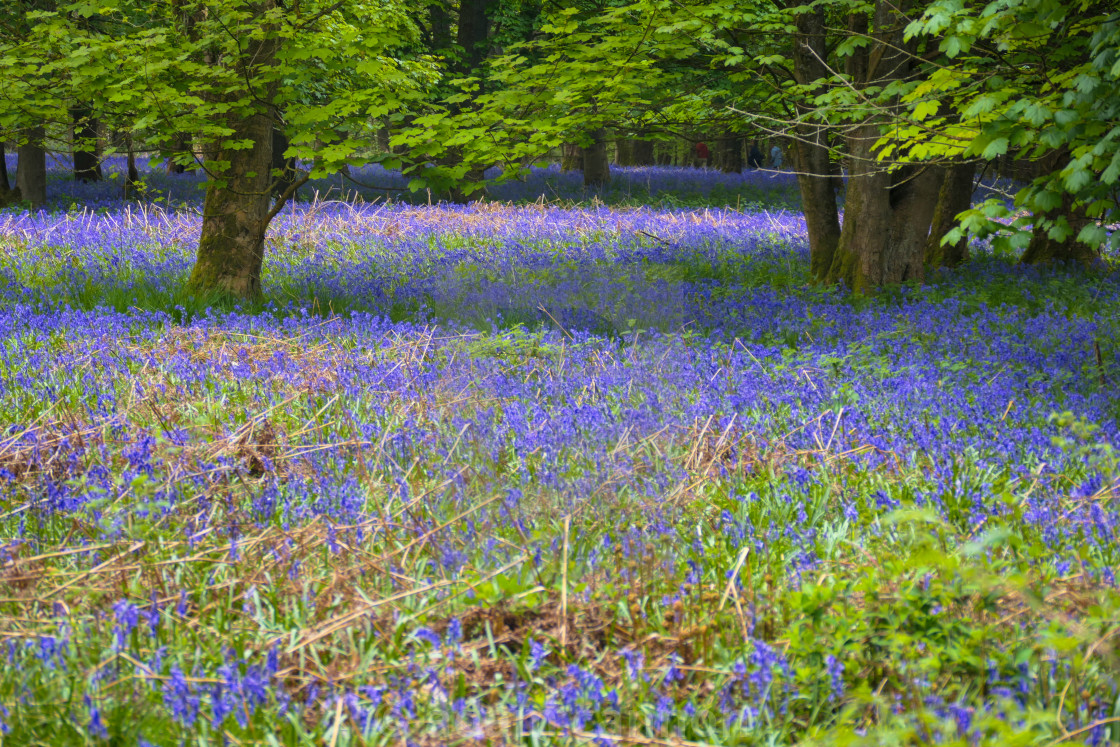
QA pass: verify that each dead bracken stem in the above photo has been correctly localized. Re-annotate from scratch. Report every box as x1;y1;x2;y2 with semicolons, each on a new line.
561;514;570;651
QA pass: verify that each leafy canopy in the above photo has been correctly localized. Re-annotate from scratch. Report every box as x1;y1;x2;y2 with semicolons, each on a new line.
0;0;439;183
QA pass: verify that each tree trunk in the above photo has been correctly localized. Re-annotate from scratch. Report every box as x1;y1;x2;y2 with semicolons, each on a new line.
187;0;282;299
828;128;942;291
429;2;451;51
582;129;610;187
189;109;274;298
819;0;948;292
924;163;975;268
457;0;490;72
376;120;391;153
72;108;103;183
167;132;192;174
1019;193;1098;265
119;131;141;198
615;138;635;166
632;139;654;166
16;128;47;208
719;135;743;174
561;143;583;171
126;148;140;189
791;6;841;280
0;143;14;206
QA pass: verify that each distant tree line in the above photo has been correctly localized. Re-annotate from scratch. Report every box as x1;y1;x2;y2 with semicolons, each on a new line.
0;0;1115;298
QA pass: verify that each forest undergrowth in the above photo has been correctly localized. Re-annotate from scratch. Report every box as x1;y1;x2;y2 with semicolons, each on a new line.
0;161;1117;745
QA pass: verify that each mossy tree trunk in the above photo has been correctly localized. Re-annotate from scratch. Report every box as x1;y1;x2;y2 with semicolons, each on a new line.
827;132;942;291
560;143;582;171
15;128;46;208
791;5;841;280
188;108;275;298
821;1;945;292
924;163;976;268
72;108;103;183
187;2;282;300
582;128;610;187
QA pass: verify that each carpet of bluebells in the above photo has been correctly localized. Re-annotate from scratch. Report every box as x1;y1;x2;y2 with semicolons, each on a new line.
0;156;1118;745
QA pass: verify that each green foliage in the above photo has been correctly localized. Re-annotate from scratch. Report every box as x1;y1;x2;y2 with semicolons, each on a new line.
0;0;438;182
898;0;1120;253
386;0;786;193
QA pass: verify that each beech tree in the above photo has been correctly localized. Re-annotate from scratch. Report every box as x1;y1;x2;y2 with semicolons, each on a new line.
376;0;549;199
395;0;695;193
0;0;436;297
71;107;103;183
896;0;1119;263
473;0;1114;287
0;1;55;208
775;0;1116;281
790;1;957;291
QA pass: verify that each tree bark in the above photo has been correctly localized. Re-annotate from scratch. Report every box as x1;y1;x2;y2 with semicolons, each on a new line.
582;129;610;187
127;143;140;192
615;138;635;166
0;142;8;192
72;108;103;183
186;0;283;299
719;135;743;173
825;2;944;292
924;162;975;268
376;120;391;153
632;139;654;166
16;128;47;208
189;109;274;298
791;5;842;280
829;141;942;290
561;143;582;171
0;142;14;206
429;2;451;51
457;0;490;72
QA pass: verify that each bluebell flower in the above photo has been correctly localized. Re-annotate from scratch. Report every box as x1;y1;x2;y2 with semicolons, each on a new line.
112;600;140;649
85;696;108;739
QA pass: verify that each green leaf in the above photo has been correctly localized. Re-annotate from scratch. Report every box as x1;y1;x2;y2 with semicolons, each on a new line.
981;137;1009;159
912;99;939;121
